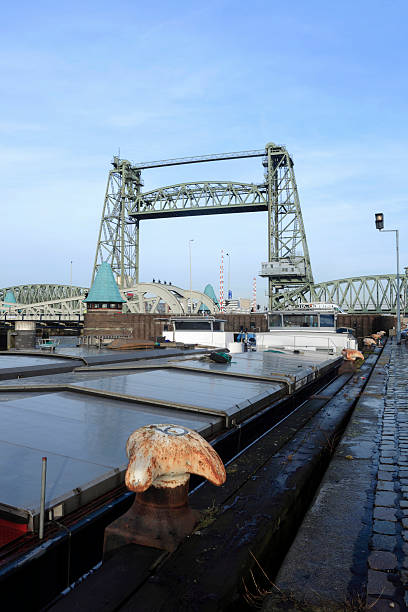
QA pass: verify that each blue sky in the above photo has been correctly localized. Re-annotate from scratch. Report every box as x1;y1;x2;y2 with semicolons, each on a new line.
1;0;407;304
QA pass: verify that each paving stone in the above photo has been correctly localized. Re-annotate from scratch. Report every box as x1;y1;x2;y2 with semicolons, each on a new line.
401;569;408;585
381;452;396;458
377;481;395;492
368;551;397;570
375;491;398;506
380;458;395;465
378;471;394;481
371;534;397;552
402;529;408;542
381;465;396;472
374;507;398;521
402;518;408;529
367;570;396;596
374;520;396;535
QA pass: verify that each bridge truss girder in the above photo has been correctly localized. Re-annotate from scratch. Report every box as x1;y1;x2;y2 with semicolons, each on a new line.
274;275;408;315
0;285;87;304
131;182;268;218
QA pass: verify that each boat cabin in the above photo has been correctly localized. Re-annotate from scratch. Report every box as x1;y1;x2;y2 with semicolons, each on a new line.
257;305;357;354
163;316;236;349
168;316;226;332
268;310;336;331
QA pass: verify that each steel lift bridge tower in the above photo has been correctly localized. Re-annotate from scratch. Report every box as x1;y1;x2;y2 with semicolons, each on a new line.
92;143;313;309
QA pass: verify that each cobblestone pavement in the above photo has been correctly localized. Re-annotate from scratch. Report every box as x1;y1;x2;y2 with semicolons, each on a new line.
368;341;408;611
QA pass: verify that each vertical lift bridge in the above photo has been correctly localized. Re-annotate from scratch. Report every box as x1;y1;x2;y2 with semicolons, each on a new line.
92;143;313;309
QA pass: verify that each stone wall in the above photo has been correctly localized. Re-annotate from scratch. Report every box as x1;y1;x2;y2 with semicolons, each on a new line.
221;313;268;333
83;312;269;341
83;313;165;341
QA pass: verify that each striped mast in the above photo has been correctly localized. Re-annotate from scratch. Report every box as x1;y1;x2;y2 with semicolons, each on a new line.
220;250;225;312
252;276;257;312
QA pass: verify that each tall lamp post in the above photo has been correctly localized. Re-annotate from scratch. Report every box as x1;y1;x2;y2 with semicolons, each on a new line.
375;213;401;344
189;239;194;314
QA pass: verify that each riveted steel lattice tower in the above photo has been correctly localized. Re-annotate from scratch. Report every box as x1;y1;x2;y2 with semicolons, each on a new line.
92;157;142;288
261;142;313;309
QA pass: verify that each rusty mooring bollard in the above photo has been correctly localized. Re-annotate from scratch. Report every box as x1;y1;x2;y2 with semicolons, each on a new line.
104;424;226;555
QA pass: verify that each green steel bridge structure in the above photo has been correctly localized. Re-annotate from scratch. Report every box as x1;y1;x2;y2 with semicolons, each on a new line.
1;143;405;316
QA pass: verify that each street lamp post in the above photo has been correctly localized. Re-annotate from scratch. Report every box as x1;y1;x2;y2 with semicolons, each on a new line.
189;239;194;314
375;213;401;344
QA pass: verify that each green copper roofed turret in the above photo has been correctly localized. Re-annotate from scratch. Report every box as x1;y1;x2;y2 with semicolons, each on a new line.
199;284;220;311
4;290;17;306
84;262;125;303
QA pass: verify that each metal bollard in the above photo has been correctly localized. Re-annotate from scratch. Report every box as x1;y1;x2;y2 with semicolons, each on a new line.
104;424;226;554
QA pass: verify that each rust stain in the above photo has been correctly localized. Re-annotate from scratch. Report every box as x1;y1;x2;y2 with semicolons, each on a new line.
125;424;226;493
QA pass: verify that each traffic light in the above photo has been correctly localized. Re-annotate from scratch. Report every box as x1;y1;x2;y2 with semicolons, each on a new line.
375;213;384;230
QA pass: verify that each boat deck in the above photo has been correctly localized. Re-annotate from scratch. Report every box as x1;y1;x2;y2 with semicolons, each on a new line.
0;349;339;531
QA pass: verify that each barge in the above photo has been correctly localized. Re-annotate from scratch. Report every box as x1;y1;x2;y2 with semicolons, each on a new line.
0;344;343;609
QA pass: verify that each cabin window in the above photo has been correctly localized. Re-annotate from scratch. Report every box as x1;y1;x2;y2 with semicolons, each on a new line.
282;314;318;328
174;321;212;331
268;314;282;327
319;314;335;327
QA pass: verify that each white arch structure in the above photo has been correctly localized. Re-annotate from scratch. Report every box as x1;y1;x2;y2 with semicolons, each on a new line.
124;283;218;315
0;283;219;320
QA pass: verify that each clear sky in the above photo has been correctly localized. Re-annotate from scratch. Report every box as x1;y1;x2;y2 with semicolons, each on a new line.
2;0;407;304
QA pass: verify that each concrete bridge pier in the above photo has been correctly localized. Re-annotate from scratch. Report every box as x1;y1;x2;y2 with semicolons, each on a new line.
13;321;36;350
